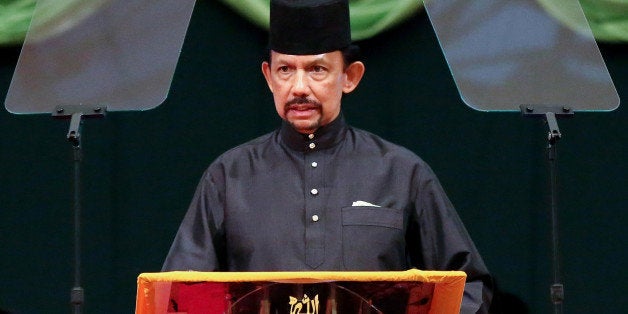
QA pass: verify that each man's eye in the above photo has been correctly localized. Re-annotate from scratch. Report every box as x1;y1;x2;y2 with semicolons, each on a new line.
312;66;325;72
278;66;289;72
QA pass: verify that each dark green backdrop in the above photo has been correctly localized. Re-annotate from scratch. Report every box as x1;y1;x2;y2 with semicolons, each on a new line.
1;2;626;313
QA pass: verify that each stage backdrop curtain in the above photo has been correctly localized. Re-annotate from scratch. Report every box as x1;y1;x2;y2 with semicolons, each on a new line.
1;0;627;47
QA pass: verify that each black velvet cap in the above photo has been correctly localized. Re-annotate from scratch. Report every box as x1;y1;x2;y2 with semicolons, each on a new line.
269;0;351;55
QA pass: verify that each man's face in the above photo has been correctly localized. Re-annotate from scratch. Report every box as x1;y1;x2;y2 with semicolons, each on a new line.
262;50;363;134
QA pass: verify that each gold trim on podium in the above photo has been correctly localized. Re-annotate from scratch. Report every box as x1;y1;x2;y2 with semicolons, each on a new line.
136;269;466;313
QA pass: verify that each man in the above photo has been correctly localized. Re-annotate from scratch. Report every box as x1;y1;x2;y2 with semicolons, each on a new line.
163;0;492;312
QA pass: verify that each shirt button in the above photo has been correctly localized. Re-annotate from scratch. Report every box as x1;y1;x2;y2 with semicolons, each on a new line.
311;162;318;168
308;134;315;139
309;143;316;149
312;215;319;222
310;188;318;195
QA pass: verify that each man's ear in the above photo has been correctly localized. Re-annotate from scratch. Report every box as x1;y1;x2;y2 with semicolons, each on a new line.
261;61;273;93
342;61;365;94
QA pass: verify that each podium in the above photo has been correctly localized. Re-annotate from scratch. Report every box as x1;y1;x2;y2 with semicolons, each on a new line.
136;269;466;313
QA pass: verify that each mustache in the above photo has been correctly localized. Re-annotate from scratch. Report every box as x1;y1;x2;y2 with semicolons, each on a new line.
285;97;322;108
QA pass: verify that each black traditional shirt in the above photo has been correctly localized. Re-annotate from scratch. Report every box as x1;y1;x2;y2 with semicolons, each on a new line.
162;115;492;313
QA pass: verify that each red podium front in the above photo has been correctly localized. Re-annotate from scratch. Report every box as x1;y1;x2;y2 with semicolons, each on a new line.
136;269;466;313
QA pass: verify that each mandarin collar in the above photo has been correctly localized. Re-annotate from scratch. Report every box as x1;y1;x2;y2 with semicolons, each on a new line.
279;114;347;152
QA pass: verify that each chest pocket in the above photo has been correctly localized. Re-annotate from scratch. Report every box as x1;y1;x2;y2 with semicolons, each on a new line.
341;206;406;270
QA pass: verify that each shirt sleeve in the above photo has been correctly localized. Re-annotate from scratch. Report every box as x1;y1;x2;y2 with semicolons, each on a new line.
410;162;493;313
161;164;226;271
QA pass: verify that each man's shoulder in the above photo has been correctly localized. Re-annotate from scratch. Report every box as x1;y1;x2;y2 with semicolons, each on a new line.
210;130;277;165
229;131;276;151
348;126;424;163
348;126;438;182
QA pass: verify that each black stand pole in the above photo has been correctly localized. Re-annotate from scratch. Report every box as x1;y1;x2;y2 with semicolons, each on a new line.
70;136;83;314
53;105;106;314
546;112;564;314
520;105;573;314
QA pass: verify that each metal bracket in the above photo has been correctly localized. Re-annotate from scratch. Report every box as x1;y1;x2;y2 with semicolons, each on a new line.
520;105;574;145
52;105;106;147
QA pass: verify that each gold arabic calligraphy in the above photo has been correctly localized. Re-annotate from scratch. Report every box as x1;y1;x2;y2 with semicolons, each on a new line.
288;294;319;314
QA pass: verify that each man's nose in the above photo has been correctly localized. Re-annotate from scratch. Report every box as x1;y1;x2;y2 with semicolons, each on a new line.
292;70;309;95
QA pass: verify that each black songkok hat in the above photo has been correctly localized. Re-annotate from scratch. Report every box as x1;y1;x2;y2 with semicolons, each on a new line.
269;0;351;55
